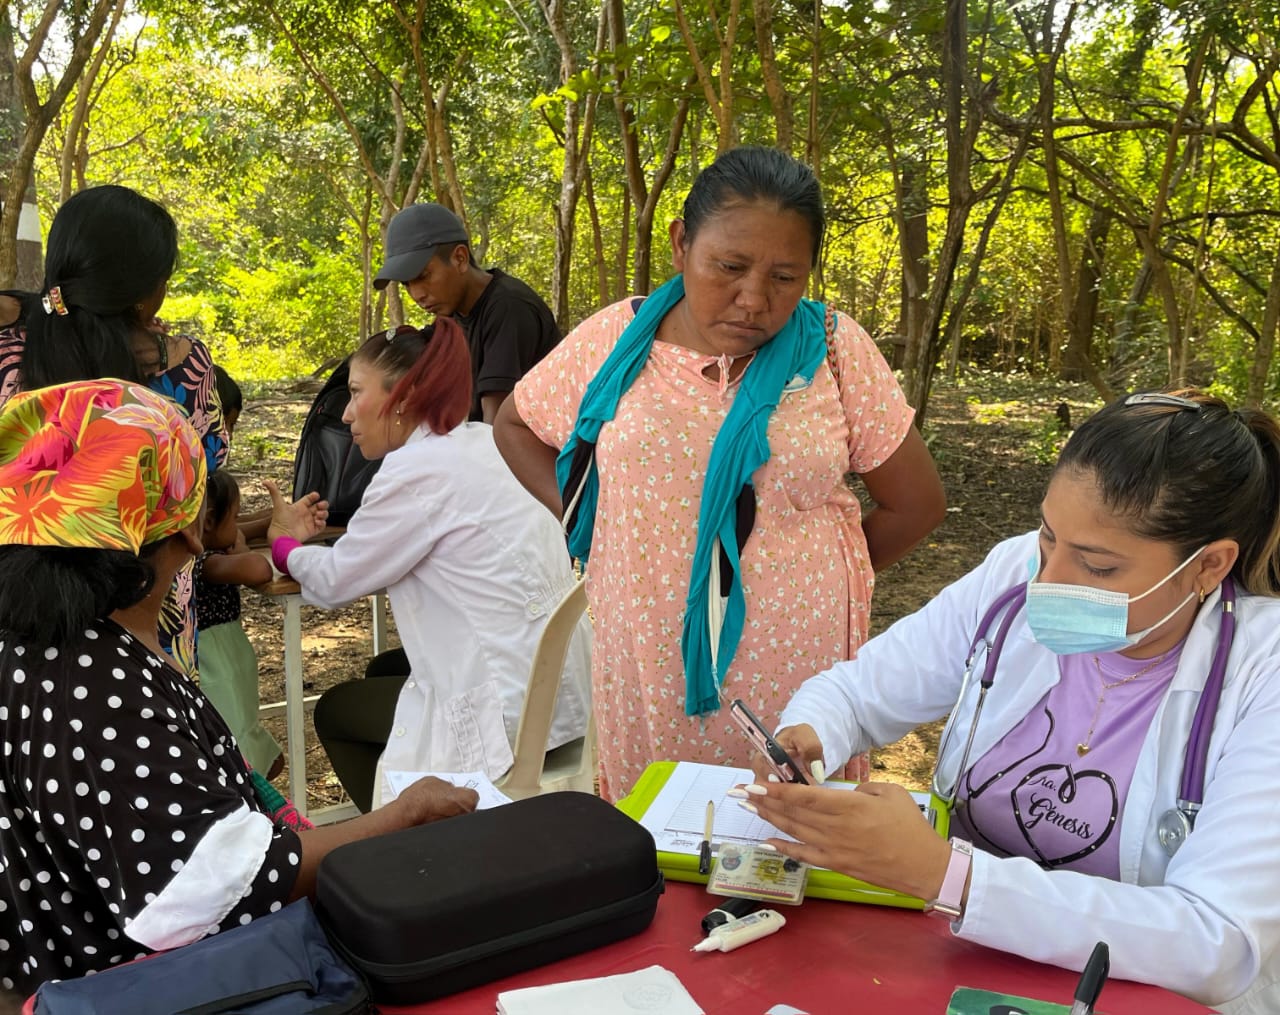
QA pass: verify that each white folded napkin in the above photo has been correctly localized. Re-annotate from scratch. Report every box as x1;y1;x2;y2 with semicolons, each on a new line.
496;964;704;1015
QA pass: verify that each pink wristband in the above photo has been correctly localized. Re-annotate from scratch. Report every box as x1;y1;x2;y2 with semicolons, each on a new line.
270;536;302;577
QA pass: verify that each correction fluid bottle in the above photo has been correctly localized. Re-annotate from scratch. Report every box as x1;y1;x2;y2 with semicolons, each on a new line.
692;909;786;952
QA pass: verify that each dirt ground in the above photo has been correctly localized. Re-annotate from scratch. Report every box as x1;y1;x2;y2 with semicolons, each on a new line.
228;370;1099;810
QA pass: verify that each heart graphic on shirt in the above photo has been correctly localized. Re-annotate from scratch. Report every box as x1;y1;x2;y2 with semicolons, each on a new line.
1011;763;1118;867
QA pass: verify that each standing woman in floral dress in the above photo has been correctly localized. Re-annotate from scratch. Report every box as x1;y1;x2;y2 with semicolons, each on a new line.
495;146;946;801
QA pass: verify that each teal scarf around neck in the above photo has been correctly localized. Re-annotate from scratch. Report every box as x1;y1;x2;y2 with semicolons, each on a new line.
558;275;827;717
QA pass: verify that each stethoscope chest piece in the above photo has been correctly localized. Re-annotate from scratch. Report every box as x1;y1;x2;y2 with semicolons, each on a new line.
1157;807;1193;857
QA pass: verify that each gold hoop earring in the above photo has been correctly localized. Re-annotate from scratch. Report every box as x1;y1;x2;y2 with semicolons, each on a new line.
1198;587;1207;605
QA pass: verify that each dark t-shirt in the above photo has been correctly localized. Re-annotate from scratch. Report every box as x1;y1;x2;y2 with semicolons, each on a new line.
455;268;560;421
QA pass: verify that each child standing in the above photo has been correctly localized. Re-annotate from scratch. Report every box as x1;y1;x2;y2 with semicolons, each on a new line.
195;469;285;780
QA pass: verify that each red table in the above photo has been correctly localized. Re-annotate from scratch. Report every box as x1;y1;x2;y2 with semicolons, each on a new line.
385;881;1215;1013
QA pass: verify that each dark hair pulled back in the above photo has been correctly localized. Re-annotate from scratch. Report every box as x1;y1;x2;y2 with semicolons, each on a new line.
213;365;242;415
680;146;825;265
1055;388;1280;596
203;469;240;529
0;544;163;648
351;317;472;435
15;185;178;389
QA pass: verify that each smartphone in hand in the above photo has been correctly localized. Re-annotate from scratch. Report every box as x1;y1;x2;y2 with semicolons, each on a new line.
728;698;809;785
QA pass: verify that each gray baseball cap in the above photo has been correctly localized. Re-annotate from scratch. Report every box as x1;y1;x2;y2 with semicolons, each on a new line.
373;203;470;290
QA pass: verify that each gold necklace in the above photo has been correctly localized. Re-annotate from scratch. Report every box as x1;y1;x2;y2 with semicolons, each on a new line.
1076;651;1173;756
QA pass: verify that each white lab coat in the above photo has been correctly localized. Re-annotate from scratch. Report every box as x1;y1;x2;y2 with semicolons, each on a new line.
780;531;1280;1012
288;422;591;788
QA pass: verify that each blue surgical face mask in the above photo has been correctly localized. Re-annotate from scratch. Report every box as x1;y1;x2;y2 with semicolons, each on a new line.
1025;544;1205;655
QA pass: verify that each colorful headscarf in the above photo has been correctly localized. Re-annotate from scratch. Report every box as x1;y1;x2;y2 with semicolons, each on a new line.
0;380;207;553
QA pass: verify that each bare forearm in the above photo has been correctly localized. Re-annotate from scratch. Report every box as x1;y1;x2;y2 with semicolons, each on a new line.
289;803;413;900
858;427;946;571
238;507;272;542
287;779;476;900
480;391;507;424
861;500;945;571
493;398;564;517
202;551;273;586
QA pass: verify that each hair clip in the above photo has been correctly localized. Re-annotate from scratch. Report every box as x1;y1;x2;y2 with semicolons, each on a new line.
384;327;397;342
1124;392;1201;411
41;286;69;316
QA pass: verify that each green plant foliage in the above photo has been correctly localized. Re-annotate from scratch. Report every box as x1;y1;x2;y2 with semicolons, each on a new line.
7;0;1277;404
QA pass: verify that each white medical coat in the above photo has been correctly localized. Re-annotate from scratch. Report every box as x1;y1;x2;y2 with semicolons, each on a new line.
288;422;591;787
780;531;1280;1012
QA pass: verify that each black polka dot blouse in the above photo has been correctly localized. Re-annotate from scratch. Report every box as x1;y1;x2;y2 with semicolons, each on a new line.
0;620;302;995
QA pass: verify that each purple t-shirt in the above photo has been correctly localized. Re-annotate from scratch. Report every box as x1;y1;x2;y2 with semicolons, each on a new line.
950;644;1182;877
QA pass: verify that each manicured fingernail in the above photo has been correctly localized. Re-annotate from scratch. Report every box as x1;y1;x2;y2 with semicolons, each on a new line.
755;842;778;852
736;801;759;815
726;788;749;799
810;760;826;784
767;774;781;783
743;784;768;796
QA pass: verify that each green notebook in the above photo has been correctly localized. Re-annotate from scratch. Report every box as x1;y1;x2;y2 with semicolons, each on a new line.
947;986;1074;1014
615;760;933;908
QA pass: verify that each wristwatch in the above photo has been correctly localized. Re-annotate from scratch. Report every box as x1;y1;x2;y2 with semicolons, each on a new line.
924;837;973;921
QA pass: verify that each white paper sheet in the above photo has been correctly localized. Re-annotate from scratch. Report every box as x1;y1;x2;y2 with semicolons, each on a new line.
496;964;704;1015
637;762;927;855
381;769;513;810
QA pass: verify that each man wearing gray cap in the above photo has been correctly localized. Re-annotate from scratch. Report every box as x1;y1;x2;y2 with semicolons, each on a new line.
374;203;561;423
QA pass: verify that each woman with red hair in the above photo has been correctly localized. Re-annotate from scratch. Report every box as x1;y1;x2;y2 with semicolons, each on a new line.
267;318;591;812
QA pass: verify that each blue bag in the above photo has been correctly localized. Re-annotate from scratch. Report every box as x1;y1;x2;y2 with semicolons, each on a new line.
33;900;369;1015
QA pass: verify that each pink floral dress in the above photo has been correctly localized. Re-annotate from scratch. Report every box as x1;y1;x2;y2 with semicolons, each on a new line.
514;299;914;801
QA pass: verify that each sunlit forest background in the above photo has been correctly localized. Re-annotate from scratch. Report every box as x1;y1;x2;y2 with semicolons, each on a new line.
3;0;1278;423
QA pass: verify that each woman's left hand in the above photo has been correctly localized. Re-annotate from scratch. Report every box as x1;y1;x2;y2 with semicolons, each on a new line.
264;479;329;544
744;780;952;901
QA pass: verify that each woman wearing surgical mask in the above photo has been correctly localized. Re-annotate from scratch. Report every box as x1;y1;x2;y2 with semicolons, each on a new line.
739;389;1280;1013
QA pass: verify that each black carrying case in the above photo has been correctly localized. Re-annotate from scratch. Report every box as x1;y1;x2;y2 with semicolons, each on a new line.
315;791;664;1005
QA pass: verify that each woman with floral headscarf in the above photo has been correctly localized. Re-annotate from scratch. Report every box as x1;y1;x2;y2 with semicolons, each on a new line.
0;380;477;997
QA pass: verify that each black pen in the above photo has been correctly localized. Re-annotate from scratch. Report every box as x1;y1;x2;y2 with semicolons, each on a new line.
698;799;714;876
1070;941;1109;1015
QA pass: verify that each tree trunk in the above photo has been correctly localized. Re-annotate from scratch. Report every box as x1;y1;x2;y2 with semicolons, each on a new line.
58;0;127;202
1030;1;1110;399
537;0;607;326
606;0;690;296
901;0;991;425
891;153;929;373
1115;258;1154;361
753;0;793;153
615;186;630;301
673;0;740;154
0;0;117;288
431;76;466;219
583;163;610;305
1062;208;1112;383
1246;246;1280;407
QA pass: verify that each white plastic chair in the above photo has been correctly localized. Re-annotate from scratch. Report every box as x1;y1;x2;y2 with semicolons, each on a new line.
494;579;597;800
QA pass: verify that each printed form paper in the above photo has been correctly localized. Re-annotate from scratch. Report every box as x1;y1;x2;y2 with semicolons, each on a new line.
382;769;513;810
636;763;841;853
638;762;927;855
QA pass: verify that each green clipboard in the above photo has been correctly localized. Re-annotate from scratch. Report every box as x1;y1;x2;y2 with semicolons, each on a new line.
615;760;930;909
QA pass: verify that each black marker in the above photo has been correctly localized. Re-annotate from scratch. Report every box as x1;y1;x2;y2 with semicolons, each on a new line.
701;896;761;935
1069;941;1109;1015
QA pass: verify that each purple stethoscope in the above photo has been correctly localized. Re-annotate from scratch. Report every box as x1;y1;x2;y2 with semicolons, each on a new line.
929;577;1236;858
